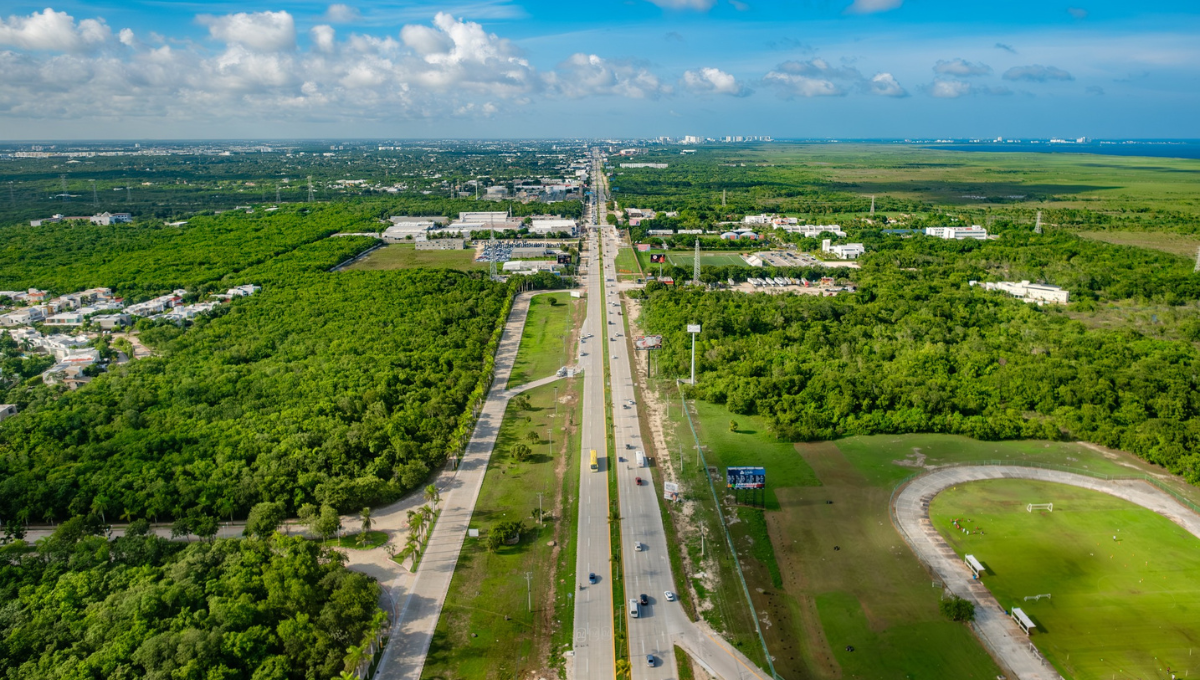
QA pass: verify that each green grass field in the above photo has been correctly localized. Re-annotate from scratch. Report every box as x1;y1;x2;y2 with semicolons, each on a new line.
1078;230;1200;258
508;293;582;388
422;380;582;680
613;247;641;274
347;243;484;271
635;249;750;271
931;479;1200;680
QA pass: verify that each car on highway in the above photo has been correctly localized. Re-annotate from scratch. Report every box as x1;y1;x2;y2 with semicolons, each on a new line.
639;593;648;606
634;542;644;552
635;477;642;485
589;572;597;584
665;590;676;601
646;654;656;667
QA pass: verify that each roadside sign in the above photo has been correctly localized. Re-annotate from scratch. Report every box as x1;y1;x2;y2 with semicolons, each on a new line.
664;481;680;502
726;466;765;490
687;324;701;333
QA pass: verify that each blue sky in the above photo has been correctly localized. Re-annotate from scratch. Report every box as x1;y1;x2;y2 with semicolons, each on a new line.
1;0;1197;139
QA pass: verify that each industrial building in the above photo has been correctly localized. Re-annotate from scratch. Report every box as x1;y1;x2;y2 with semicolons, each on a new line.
970;280;1069;305
925;225;988;240
415;238;465;251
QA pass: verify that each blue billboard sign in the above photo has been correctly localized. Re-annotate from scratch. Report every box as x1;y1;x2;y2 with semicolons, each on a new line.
726;466;765;490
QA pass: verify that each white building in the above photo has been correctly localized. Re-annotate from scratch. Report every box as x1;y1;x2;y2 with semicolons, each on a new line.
226;284;261;297
44;311;86;326
779;224;847;238
383;220;436;241
0;307;45;326
971;280;1069;305
0;404;16;422
459;211;509;223
822;239;865;260
527;218;577;236
89;212;133;225
743;214;773;225
926;225;988;240
415;238;464;251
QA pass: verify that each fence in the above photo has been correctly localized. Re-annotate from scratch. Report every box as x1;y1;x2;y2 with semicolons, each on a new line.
676;385;781;680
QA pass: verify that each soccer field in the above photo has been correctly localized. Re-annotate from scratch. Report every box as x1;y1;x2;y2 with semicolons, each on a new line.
930;479;1200;680
636;249;748;270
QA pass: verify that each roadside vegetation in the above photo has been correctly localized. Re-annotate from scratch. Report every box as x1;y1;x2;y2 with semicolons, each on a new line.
0;524;384;680
508;293;583;388
422;379;582;680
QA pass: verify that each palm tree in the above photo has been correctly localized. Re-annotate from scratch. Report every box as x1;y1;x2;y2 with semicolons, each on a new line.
615;659;631;679
343;645;367;677
424;484;440;508
358;508;372;546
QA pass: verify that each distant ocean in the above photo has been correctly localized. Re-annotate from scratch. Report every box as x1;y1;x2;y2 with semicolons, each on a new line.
919;141;1200;161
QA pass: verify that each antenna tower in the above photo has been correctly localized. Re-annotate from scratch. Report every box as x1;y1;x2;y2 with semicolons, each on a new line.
307;176;314;203
8;181;13;206
693;238;700;285
125;186;130;202
870;196;876;214
1034;211;1043;234
60;175;68;202
276;185;281;203
1194;246;1200;274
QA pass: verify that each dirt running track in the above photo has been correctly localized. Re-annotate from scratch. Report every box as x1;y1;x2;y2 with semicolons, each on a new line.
892;465;1200;680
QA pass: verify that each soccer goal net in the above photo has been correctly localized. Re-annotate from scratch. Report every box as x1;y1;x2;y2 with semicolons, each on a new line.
1027;503;1053;512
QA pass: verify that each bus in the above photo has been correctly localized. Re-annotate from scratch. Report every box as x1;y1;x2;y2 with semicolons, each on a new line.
590;449;599;472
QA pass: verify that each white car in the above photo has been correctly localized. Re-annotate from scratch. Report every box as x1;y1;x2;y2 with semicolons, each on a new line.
664;590;676;602
634;542;644;552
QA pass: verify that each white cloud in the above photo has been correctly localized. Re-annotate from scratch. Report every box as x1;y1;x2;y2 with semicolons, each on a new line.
869;72;906;97
552;54;670;99
199;11;296;52
310;25;336;53
845;0;903;15
933;58;991;77
0;8;112;52
926;79;1012;98
645;0;718;10
764;71;842;97
1003;64;1074;82
118;28;136;48
928;79;971;98
325;4;361;23
681;67;750;96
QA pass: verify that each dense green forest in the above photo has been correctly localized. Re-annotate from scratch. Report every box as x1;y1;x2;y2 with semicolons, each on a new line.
0;524;381;680
0;236;515;522
640;230;1200;483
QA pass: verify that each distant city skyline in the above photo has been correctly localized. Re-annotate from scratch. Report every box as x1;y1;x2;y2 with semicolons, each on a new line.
1;0;1197;139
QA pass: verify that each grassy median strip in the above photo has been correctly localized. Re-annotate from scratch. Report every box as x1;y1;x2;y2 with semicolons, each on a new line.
600;254;631;674
420;379;583;680
509;293;584;387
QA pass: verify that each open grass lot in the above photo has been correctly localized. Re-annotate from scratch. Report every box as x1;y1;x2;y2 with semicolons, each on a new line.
635;249;749;271
508;293;583;388
347;243;485;271
613;247;641;274
1078;230;1200;257
421;380;583;680
725;144;1200;213
931;479;1200;680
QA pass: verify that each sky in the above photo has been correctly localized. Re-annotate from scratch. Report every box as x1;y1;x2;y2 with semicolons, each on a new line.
1;0;1198;139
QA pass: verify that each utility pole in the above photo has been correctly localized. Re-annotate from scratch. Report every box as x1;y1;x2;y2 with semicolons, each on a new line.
60;175;68;203
548;427;553;459
90;179;98;206
870;195;875;214
721;189;726;207
693;238;700;286
276;185;281;203
553;386;558;418
536;491;544;525
524;571;533;611
687;324;701;384
307;176;314;203
1035;210;1043;234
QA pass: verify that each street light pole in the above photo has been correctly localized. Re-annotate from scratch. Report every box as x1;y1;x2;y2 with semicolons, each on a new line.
536;491;544;525
524;571;533;611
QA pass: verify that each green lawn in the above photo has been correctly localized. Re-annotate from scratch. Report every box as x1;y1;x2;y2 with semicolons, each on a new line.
1078;230;1200;258
316;530;388;550
613;247;641;275
347;243;484;271
507;294;582;388
421;380;582;680
931;479;1200;680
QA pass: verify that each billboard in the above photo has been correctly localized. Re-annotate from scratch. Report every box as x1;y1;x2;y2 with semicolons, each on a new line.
650;253;666;264
727;466;765;490
634;335;663;350
663;481;680;502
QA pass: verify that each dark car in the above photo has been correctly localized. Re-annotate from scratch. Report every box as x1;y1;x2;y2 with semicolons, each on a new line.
588;573;597;584
635;477;642;485
639;593;648;606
